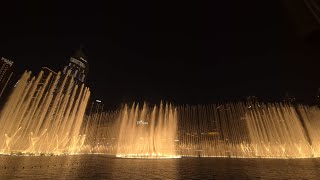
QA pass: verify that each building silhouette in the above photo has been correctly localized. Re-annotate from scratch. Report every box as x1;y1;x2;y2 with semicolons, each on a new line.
0;57;14;98
62;48;89;85
316;88;320;105
40;67;58;92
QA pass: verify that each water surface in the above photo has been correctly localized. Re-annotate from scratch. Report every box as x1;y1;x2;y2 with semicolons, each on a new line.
0;155;319;179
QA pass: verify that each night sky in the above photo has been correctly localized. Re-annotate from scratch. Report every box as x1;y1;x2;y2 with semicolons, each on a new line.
1;1;320;108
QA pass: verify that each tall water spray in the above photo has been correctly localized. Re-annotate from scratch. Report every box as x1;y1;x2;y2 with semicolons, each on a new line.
115;103;179;158
81;109;119;154
0;70;90;155
83;102;320;158
177;103;320;158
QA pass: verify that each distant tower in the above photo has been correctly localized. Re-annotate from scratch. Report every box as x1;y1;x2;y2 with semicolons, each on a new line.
62;48;89;85
316;88;320;105
0;57;14;98
40;67;57;92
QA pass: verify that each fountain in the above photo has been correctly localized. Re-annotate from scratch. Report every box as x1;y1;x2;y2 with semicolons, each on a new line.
0;70;90;155
115;102;180;158
1;70;320;159
82;102;180;158
83;102;320;159
177;103;320;158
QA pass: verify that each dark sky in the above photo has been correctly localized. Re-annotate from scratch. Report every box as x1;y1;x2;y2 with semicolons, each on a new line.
1;1;320;107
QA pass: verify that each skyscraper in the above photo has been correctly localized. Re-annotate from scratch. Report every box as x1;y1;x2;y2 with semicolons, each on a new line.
0;57;14;98
62;48;89;85
39;67;58;93
316;88;320;105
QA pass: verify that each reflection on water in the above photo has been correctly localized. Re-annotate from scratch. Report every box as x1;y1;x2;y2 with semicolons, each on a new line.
0;156;320;179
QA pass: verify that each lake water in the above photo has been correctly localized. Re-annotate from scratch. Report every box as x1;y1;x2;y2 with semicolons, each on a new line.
0;155;319;179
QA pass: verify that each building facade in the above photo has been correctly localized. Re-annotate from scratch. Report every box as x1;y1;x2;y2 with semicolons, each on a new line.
40;67;58;91
0;57;14;98
62;49;89;85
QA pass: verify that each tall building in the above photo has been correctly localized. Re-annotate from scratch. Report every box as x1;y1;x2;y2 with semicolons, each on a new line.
41;67;57;87
37;67;58;94
27;67;58;115
0;57;14;98
316;88;320;105
62;48;89;85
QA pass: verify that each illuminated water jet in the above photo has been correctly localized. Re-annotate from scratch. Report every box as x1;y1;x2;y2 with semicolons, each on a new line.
85;102;320;159
115;103;180;158
3;71;319;159
0;70;90;155
178;103;320;158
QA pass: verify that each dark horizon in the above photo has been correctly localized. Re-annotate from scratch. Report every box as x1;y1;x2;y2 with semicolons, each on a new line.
1;1;320;108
